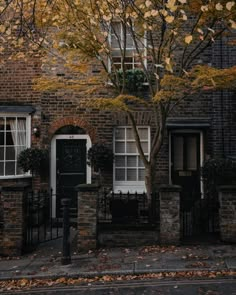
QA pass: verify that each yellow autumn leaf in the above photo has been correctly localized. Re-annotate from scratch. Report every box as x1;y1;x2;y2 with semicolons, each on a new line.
145;0;152;7
165;57;171;65
178;0;187;3
165;15;175;23
5;28;11;35
144;11;151;18
226;1;235;10
0;25;5;33
185;35;193;44
197;28;204;35
229;19;236;29
201;5;209;12
160;9;168;17
166;0;177;12
151;10;159;16
215;3;223;10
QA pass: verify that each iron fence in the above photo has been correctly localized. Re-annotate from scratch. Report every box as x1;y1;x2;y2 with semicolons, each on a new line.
98;190;159;225
24;190;62;251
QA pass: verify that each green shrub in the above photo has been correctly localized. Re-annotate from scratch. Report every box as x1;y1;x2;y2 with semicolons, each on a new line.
117;69;146;92
87;143;114;172
18;148;48;174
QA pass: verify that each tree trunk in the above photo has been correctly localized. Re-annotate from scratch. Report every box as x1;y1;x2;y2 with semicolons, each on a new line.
145;164;154;205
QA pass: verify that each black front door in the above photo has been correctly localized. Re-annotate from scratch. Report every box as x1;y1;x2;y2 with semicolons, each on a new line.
171;133;202;237
56;139;87;218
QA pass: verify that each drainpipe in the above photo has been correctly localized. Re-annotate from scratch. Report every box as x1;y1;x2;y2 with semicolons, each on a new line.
220;36;225;158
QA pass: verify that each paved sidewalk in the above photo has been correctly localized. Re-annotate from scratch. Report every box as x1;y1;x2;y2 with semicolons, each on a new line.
0;237;235;280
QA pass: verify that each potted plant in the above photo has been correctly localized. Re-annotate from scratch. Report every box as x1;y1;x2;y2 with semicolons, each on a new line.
18;147;48;176
87;143;114;173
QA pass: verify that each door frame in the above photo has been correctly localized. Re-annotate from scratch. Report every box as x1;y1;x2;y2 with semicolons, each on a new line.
169;129;204;198
50;134;92;218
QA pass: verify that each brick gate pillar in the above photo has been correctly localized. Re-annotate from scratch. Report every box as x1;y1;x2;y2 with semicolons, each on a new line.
0;184;30;256
75;184;99;252
218;185;236;243
159;185;181;245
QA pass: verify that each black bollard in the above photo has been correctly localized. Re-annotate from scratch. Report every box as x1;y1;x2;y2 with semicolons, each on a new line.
61;198;71;265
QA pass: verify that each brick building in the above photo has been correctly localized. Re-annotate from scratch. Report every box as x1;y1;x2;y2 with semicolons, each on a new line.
0;21;235;254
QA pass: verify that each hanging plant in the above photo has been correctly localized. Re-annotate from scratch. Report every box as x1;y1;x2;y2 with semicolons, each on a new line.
117;69;146;92
18;147;48;175
87;143;114;172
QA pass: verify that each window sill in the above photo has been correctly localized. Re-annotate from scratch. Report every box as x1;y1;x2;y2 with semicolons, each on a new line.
113;184;146;194
0;174;32;180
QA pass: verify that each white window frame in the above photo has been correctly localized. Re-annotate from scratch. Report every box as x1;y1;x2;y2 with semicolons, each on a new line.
0;113;31;179
108;21;147;72
113;126;150;193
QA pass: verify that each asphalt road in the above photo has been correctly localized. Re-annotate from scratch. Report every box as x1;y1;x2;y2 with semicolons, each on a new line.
3;278;236;295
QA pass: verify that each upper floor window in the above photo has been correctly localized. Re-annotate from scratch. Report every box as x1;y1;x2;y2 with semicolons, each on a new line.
113;126;150;192
110;22;145;70
0;115;31;178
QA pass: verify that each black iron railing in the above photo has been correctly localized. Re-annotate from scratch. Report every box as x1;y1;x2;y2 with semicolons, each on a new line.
24;190;62;251
98;191;159;225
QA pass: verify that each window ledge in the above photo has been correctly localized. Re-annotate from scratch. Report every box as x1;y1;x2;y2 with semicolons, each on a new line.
0;174;32;180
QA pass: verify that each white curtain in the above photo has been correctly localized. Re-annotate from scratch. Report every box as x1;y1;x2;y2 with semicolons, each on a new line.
9;119;17;147
17;119;26;147
9;118;26;157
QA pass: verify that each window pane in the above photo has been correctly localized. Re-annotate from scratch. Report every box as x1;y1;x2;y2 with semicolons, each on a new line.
17;118;26;131
16;162;24;175
17;132;26;146
16;146;25;157
6;146;15;160
173;136;183;171
127;156;137;167
6;117;16;130
0;161;3;175
138;169;145;181
138;128;148;140
115;142;125;153
127;142;136;153
186;136;197;170
115;156;125;167
6;132;14;145
141;142;148;153
115;168;125;181
0;118;4;131
0;132;4;145
127;169;137;181
126;35;134;48
138;156;145;167
115;128;125;140
5;161;15;175
0;147;3;160
126;128;134;140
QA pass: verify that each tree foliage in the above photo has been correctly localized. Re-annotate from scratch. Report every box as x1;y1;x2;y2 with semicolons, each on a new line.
0;0;236;198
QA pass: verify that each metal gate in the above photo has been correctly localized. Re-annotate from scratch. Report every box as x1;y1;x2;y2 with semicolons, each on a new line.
181;193;219;238
24;190;62;252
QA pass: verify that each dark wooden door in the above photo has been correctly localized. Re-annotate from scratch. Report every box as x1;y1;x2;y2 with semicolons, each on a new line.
56;139;87;218
171;133;202;237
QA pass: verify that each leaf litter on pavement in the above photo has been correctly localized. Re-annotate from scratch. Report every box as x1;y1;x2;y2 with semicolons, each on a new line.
0;270;236;292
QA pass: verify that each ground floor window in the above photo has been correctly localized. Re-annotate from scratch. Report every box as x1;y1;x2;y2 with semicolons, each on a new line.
0;115;31;177
113;126;150;192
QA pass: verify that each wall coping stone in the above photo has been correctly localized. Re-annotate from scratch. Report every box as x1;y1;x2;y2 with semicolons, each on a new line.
159;184;181;192
75;184;100;192
1;183;30;192
218;185;236;193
